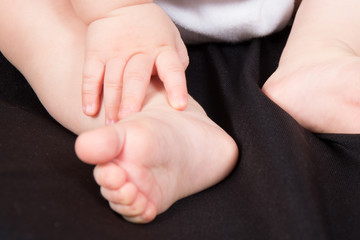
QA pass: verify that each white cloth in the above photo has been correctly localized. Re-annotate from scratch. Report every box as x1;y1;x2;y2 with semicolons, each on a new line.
154;0;295;43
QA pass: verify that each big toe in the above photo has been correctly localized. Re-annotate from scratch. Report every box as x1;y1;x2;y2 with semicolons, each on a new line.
75;126;125;165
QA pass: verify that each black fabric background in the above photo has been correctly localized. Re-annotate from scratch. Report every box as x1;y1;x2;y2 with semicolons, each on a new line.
1;27;360;240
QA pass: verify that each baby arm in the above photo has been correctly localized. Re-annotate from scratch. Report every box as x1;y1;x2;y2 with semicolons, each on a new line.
70;0;189;124
279;0;360;65
263;0;360;133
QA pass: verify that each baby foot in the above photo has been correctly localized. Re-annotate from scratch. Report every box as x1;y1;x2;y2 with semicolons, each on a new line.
262;56;360;133
75;87;238;223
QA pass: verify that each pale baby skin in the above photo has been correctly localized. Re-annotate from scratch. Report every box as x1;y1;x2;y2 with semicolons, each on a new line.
0;0;238;223
1;0;360;225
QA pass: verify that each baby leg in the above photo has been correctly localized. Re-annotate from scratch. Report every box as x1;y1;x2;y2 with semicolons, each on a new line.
0;0;238;223
0;0;100;133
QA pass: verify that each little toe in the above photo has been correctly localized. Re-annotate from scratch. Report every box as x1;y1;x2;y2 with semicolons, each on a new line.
100;182;138;205
94;162;127;190
123;202;157;224
109;192;148;217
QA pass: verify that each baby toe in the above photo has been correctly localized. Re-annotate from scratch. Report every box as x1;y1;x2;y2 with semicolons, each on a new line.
123;201;157;224
94;162;127;190
100;182;138;205
109;192;148;217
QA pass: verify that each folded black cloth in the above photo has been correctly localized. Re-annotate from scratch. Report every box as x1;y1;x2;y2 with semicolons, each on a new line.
1;27;360;240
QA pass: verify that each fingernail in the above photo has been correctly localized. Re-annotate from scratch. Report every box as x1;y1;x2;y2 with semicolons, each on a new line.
171;95;188;110
106;119;116;125
83;104;94;115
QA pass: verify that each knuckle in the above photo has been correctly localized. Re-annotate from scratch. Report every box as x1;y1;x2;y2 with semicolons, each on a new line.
126;71;147;83
82;71;101;83
82;90;100;97
82;82;101;96
165;63;184;74
104;81;123;91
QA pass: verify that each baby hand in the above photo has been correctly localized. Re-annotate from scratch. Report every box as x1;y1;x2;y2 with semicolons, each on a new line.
81;3;188;124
